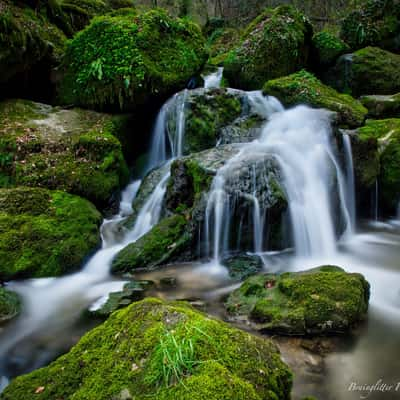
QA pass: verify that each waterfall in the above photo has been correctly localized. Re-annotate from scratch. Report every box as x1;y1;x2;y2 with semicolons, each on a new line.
342;133;356;231
203;67;223;89
205;98;354;261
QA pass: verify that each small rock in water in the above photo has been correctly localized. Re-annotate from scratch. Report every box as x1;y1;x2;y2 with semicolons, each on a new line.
159;277;178;288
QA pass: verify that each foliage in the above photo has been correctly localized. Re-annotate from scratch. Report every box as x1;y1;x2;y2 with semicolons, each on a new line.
1;298;292;400
59;9;207;110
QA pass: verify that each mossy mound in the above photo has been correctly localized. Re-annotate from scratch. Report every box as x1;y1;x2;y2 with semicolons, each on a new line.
59;9;207;111
111;215;191;274
0;99;129;209
206;27;241;66
226;266;370;335
263;70;367;128
1;298;292;400
340;0;400;52
0;287;21;323
357;119;400;213
0;0;66;101
361;93;400;118
0;187;102;281
223;5;312;90
326;47;400;97
311;31;350;66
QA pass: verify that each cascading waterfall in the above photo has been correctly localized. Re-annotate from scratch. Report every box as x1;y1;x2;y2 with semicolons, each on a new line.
342;133;356;231
203;67;224;89
205;97;354;262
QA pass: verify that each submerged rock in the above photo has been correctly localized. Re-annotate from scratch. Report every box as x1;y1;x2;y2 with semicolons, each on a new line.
226;266;370;335
1;298;293;400
263;70;367;128
224;5;312;90
59;9;207;111
325;47;400;97
0;99;129;210
360;93;400;118
222;254;263;281
0;287;21;323
0;187;102;281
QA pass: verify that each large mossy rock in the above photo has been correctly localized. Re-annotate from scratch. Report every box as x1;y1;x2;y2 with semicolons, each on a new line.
263;70;367;128
0;99;129;209
226;266;370;335
0;287;21;323
326;47;400;97
360;93;400;118
111;214;191;274
59;9;207;111
223;5;312;90
0;187;102;281
0;0;66;101
1;298;293;400
356;119;400;213
340;0;400;52
311;31;350;67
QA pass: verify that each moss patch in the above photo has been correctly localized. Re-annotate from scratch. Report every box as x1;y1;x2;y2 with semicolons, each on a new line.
226;266;370;335
59;9;207;111
223;5;312;90
0;287;21;323
0;99;129;209
263;70;367;128
311;31;350;66
0;187;102;281
1;298;292;400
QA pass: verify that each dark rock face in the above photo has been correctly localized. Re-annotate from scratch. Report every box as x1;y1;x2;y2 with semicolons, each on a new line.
226;266;370;335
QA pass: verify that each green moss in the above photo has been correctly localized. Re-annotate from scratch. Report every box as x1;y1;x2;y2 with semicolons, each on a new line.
0;287;21;323
223;5;312;90
226;266;370;335
206;27;241;66
1;298;292;400
185;89;242;153
0;187;102;281
263;70;367;128
312;31;350;66
0;99;129;209
111;214;190;274
59;9;207;111
340;0;400;51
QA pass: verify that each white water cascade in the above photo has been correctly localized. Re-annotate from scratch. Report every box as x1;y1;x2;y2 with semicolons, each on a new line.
203;67;224;89
0;90;189;385
342;133;356;231
205;98;354;262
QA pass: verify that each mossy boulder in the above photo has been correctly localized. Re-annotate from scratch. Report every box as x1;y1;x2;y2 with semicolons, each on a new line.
326;47;400;97
340;0;400;52
311;31;350;66
223;5;312;90
360;93;400;118
0;287;21;323
206;27;241;66
59;9;207;111
357;119;400;213
0;99;129;209
263;70;367;128
0;0;66;101
0;187;102;281
111;215;191;274
222;254;263;281
1;298;293;400
226;266;370;335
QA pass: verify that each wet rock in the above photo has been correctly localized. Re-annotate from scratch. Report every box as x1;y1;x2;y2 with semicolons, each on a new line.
222;254;263;281
0;287;21;323
226;265;370;335
159;277;178;288
360;94;400;118
1;298;293;400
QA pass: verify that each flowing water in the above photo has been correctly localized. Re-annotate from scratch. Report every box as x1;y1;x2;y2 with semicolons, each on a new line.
1;86;400;400
203;67;224;89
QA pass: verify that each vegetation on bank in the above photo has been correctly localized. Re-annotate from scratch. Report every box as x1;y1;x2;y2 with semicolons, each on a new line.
0;286;21;323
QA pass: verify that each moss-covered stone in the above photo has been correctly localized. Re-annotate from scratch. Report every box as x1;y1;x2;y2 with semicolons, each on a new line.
0;99;129;209
226;266;370;335
206;27;241;66
59;9;207;111
111;215;190;274
326;47;400;97
357;119;400;212
340;0;400;52
1;298;293;400
0;287;21;323
0;187;102;281
311;31;350;66
360;93;400;118
223;5;312;90
222;254;263;281
263;70;367;128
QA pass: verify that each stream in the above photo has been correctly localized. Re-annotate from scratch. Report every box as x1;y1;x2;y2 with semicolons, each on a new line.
1;73;400;400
